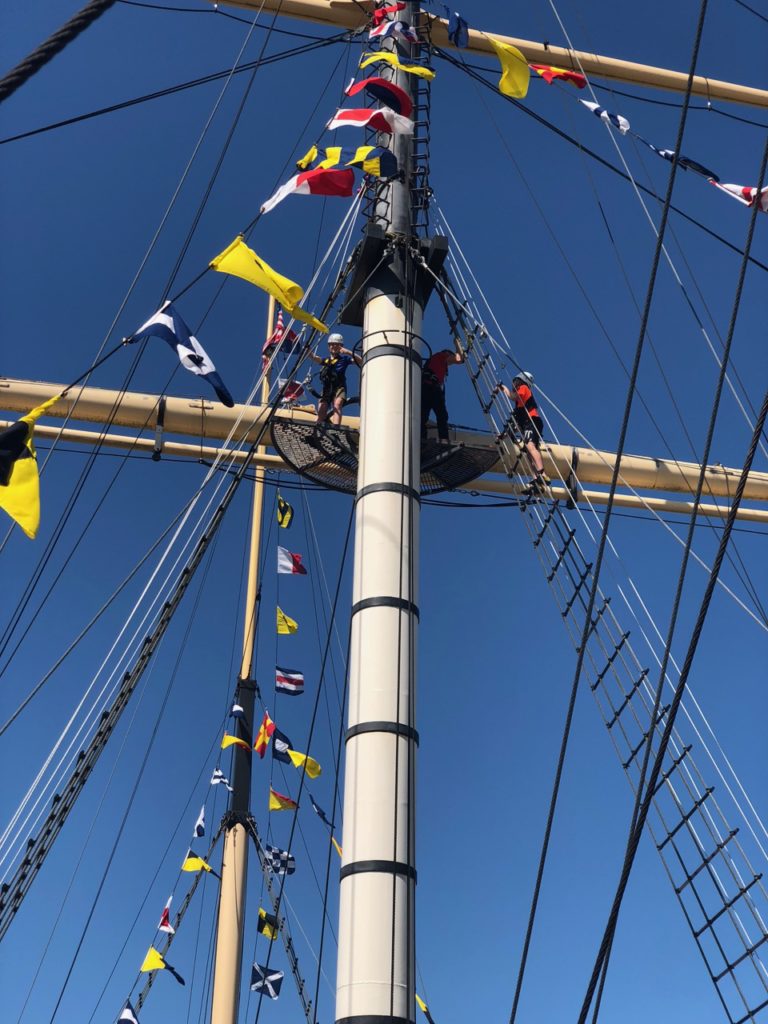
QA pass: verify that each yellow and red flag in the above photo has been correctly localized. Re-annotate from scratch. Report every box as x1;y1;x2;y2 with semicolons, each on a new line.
269;787;298;812
254;712;275;758
530;63;586;88
221;733;250;752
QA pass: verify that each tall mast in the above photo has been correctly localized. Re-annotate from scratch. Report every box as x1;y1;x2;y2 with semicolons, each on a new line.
210;296;275;1024
335;7;424;1023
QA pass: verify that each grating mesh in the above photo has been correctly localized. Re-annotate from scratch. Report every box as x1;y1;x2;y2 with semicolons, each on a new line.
270;421;499;495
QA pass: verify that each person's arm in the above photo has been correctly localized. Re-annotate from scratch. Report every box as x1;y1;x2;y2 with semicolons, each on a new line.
450;338;465;365
494;382;515;400
342;347;362;368
308;350;323;365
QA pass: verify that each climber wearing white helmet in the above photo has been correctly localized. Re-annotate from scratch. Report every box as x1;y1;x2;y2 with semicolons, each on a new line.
308;333;362;426
494;371;550;495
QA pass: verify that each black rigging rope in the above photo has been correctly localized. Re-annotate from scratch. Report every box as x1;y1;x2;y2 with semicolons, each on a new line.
0;33;349;146
505;2;710;1019
434;47;768;276
46;528;222;1021
0;0;118;104
579;130;768;1024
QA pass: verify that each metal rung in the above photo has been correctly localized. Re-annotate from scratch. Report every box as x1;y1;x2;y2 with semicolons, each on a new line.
534;506;558;546
694;873;765;938
657;786;714;849
651;744;692;795
675;830;739;895
469;353;490;383
622;703;671;769
576;598;613;651
547;529;576;581
593;634;634;692
605;667;649;723
562;564;593;618
733;994;768;1024
714;932;768;982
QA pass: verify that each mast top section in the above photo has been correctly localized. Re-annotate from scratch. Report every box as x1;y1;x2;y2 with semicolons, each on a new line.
216;0;768;108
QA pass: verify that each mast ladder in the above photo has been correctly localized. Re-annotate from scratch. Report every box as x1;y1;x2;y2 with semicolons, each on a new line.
436;270;768;1024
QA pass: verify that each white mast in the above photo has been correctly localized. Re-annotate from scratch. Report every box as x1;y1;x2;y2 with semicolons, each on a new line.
336;6;422;1022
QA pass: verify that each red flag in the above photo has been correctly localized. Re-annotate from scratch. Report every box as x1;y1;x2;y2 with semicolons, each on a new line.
255;711;276;758
262;168;355;214
372;1;405;25
277;546;307;575
346;76;413;118
158;895;175;935
530;63;586;88
710;180;768;211
326;108;413;135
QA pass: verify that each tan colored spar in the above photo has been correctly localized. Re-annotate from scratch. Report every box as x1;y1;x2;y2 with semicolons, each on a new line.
3;379;767;503
8;419;766;524
210;299;275;1024
215;0;768;108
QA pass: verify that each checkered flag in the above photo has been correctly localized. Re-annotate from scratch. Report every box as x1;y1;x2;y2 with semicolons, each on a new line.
264;843;296;876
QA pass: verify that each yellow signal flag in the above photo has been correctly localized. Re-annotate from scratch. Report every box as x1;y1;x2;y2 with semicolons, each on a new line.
210;237;327;333
277;607;298;635
415;995;428;1013
269;787;298;811
487;36;530;98
296;144;318;170
0;394;60;539
140;946;185;985
331;836;343;858
182;853;213;873
287;748;322;779
359;51;436;80
221;733;250;751
141;946;167;972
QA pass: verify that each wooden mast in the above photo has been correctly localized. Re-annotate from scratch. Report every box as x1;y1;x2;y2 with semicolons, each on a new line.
209;297;275;1024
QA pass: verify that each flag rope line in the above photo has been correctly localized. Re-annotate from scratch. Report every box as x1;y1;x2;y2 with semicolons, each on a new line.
432;47;768;276
0;193;362;873
578;131;768;1024
84;717;234;1021
541;0;768;463
252;507;354;1024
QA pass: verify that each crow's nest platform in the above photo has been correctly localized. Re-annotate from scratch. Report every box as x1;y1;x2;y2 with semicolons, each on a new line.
271;422;499;496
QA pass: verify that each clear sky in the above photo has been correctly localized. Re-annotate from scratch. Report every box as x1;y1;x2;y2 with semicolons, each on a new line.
1;2;767;1023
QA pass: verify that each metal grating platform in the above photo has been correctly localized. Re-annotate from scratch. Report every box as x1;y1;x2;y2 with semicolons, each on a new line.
270;422;499;495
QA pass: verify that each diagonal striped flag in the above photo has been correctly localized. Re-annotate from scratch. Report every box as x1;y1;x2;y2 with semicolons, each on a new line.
250;963;284;999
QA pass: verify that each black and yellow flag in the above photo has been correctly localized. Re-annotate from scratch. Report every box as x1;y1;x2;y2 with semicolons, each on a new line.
0;395;59;539
257;907;279;940
277;493;293;529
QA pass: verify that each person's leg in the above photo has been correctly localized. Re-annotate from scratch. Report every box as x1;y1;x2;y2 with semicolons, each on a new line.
421;386;434;439
331;394;344;425
316;399;329;424
526;439;544;474
434;389;449;441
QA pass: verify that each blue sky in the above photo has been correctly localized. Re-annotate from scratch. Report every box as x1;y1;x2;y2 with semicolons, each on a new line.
1;1;767;1023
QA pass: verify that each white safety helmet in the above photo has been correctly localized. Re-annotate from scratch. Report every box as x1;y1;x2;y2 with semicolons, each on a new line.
328;333;344;346
513;370;534;386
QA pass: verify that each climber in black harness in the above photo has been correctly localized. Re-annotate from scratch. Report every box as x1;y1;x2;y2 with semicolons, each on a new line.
308;333;362;426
